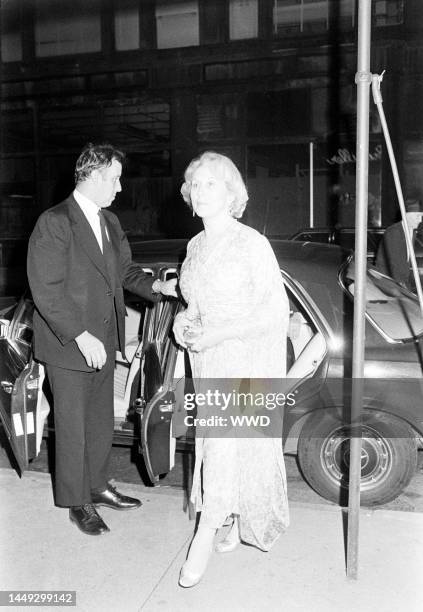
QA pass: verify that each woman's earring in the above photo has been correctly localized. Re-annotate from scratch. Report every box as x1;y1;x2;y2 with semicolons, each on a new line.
192;209;196;217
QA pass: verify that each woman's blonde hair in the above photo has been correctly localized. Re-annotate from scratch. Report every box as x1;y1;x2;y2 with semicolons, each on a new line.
180;151;248;219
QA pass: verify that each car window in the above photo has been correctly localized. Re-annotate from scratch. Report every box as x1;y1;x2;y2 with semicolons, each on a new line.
283;281;327;379
342;262;423;342
286;289;318;359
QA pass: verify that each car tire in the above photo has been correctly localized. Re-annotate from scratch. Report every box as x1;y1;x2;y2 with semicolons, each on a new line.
297;409;417;506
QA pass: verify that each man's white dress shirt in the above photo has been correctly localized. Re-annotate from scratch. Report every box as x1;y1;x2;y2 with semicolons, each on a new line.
73;189;109;253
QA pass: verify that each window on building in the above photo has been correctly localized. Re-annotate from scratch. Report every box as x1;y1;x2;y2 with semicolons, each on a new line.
34;0;101;57
374;0;404;27
247;144;310;236
103;100;170;149
229;0;258;40
302;0;329;32
0;155;35;238
247;90;311;137
273;0;325;34
273;0;356;35
1;0;23;62
201;0;226;45
114;1;140;51
196;94;240;141
155;1;199;49
338;0;356;29
38;99;170;152
0;157;34;192
39;106;101;149
2;110;34;153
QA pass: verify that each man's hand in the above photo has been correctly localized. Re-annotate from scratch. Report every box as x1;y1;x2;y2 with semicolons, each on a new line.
153;278;178;297
75;331;107;369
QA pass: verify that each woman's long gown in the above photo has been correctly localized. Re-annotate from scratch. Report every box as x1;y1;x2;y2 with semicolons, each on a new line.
179;220;290;551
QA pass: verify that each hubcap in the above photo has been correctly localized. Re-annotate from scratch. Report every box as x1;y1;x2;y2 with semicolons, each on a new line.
320;426;392;491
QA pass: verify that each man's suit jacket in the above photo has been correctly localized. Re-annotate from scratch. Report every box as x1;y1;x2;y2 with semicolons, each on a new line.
27;194;158;372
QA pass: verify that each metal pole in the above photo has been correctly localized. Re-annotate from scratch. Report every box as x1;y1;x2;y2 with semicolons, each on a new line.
309;142;314;228
348;0;372;581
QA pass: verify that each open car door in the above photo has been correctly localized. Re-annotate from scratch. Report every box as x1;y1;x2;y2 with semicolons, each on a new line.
284;280;328;391
281;278;330;447
138;269;180;482
0;298;45;473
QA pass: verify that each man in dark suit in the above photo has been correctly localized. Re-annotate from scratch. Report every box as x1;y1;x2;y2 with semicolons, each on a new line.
27;143;177;535
376;198;423;289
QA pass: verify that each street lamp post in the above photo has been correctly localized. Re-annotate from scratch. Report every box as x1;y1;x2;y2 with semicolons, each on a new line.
348;0;372;580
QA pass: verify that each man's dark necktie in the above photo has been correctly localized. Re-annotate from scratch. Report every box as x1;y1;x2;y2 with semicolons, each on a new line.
98;210;115;287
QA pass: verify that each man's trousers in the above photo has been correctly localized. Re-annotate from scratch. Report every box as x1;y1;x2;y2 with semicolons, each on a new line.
46;334;115;507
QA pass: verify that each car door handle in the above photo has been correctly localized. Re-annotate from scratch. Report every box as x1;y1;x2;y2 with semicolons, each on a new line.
1;381;13;394
159;404;174;413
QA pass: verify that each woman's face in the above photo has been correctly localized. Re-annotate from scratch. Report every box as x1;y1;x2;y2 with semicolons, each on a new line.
190;164;233;220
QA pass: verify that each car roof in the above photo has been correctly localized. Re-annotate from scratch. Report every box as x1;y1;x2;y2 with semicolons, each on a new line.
129;238;188;265
129;237;349;278
128;238;422;352
129;238;349;329
270;239;348;283
271;241;349;333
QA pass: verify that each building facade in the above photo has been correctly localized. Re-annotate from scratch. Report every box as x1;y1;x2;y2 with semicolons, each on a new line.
1;0;422;239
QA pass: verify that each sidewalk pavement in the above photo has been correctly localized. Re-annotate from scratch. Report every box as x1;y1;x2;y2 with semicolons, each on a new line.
0;467;421;612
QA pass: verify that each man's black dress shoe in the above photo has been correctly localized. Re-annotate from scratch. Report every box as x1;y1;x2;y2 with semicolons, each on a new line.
91;483;142;510
69;504;110;536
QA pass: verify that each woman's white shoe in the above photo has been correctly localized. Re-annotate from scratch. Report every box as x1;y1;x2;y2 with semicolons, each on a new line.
215;537;240;553
216;517;240;553
178;564;203;588
178;526;215;588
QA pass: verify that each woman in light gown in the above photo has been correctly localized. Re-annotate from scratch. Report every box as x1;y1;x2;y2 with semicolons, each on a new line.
173;151;290;588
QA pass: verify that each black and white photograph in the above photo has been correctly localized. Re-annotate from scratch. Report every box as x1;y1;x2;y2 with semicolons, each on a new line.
0;1;422;611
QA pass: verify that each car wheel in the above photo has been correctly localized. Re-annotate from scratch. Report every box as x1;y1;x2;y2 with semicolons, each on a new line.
297;409;417;506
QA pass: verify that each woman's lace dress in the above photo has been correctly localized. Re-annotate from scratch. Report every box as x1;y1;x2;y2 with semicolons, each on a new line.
179;220;290;551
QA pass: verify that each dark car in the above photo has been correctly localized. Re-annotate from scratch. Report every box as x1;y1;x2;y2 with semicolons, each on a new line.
1;239;422;506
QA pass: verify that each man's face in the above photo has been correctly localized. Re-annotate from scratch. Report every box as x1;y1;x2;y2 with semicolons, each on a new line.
94;159;122;208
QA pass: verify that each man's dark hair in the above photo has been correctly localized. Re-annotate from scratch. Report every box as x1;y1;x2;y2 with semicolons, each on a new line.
74;142;125;184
